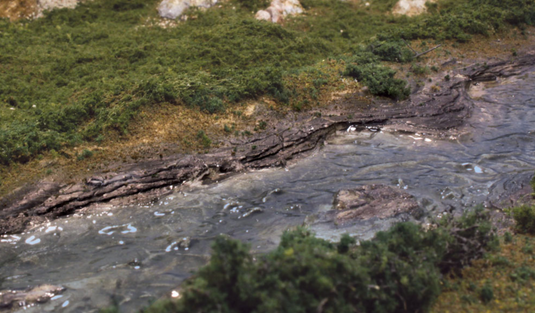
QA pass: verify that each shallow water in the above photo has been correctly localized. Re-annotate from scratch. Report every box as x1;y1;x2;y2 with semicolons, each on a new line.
2;73;535;312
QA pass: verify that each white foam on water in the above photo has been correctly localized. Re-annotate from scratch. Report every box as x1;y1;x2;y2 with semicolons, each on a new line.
25;236;41;245
165;242;177;252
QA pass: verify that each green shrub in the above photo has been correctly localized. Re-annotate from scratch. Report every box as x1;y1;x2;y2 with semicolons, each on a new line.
504;231;513;243
434;207;499;273
344;63;410;100
196;130;211;148
479;283;494;304
77;149;93;161
411;64;430;76
142;208;497;313
510;266;535;283
368;39;414;63
511;206;535;234
233;0;270;11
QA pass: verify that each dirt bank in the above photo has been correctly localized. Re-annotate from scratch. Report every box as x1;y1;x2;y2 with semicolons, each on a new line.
1;52;535;235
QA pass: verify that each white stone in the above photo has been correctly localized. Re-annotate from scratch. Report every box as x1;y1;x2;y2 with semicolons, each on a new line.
157;0;218;19
255;0;303;23
392;0;435;17
34;0;80;17
280;0;303;15
38;0;79;11
255;10;271;21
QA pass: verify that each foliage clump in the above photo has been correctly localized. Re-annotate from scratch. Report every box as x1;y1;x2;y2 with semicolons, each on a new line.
233;0;270;11
142;208;496;313
511;205;535;234
344;62;410;100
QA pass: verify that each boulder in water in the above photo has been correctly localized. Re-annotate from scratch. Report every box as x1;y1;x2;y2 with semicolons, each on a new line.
333;184;419;223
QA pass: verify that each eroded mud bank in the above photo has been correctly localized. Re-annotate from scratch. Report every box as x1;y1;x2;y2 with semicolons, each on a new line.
1;53;535;235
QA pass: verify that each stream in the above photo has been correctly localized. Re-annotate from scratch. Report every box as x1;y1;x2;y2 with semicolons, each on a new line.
1;73;535;312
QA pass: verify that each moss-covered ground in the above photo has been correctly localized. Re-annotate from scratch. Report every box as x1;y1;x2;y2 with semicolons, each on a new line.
1;0;535;196
433;233;535;312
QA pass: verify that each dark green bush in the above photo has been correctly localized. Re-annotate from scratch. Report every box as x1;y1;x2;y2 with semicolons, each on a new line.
510;266;535;283
479;283;494;304
344;63;411;100
196;130;211;148
233;0;270;11
368;40;414;63
142;209;497;313
76;149;94;161
435;207;499;273
511;205;535;234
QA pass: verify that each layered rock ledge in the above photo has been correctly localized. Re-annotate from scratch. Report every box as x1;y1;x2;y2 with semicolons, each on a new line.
1;53;535;235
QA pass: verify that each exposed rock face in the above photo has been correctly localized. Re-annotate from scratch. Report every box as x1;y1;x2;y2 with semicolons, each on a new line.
255;0;303;23
158;0;218;19
392;0;435;17
333;184;419;223
0;284;65;309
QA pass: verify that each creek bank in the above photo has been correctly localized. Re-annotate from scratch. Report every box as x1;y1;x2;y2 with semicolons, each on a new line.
2;53;535;235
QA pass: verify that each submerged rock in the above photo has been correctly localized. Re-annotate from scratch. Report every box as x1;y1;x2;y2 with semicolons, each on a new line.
0;284;65;309
333;184;419;223
158;0;218;19
255;0;303;23
392;0;435;17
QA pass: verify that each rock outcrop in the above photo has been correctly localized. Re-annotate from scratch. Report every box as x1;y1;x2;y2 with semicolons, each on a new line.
333;184;419;223
255;0;303;23
158;0;218;19
392;0;435;17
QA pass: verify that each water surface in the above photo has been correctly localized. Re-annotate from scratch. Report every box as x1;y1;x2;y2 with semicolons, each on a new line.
2;74;535;312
